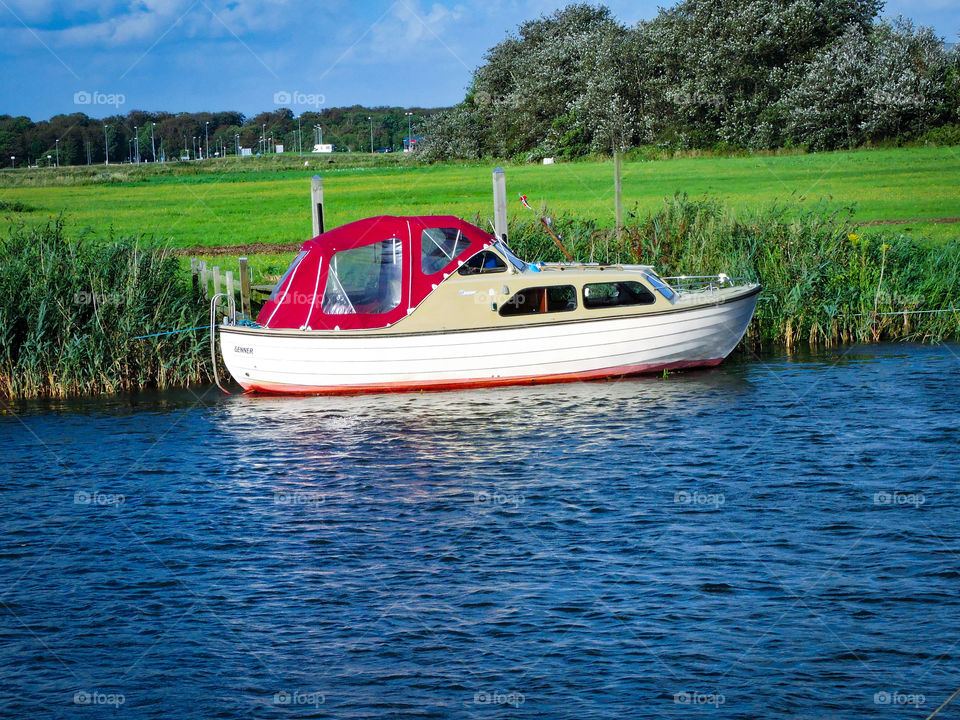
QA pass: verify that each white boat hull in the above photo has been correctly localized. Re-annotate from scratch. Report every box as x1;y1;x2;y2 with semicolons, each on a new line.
219;287;759;395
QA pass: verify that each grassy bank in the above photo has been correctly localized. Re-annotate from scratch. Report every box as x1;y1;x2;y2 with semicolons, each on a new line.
1;146;957;249
0;222;213;400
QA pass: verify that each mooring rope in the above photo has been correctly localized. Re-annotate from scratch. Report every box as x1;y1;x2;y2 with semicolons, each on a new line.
924;686;960;720
132;325;210;340
850;308;960;318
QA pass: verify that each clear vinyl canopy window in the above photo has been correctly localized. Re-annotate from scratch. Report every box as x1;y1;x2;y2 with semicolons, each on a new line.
322;238;403;315
421;227;471;275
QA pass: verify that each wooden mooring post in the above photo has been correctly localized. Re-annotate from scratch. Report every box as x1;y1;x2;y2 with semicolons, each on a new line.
492;167;508;242
311;175;325;236
613;150;624;242
225;270;235;306
238;257;252;318
212;266;222;297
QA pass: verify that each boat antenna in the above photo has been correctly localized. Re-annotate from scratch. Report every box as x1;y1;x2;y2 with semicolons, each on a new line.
519;194;575;263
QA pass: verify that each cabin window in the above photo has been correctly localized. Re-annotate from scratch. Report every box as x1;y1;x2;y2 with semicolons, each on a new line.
499;285;577;316
421;227;471;274
458;250;507;275
582;281;656;309
322;238;403;315
270;250;308;301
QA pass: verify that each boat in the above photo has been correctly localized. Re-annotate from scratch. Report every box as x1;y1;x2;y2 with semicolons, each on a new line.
215;215;760;395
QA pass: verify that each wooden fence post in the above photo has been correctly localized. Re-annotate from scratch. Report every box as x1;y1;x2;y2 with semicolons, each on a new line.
238;257;252;318
311;175;324;236
225;270;235;306
212;266;222;297
190;258;199;299
492;167;508;242
199;261;209;299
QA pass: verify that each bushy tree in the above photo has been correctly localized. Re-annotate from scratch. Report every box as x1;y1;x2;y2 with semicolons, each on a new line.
636;0;884;148
420;4;633;159
784;18;955;149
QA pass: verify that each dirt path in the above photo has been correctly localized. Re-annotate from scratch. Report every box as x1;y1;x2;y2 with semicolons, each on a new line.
861;217;960;227
176;242;303;256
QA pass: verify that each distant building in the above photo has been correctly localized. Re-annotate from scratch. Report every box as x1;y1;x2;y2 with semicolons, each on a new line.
403;136;423;152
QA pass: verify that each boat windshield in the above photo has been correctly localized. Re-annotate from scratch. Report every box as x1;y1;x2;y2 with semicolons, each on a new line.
639;269;677;303
270;250;308;301
493;240;527;272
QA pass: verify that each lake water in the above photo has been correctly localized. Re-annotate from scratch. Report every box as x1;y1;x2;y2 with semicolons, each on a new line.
1;343;959;719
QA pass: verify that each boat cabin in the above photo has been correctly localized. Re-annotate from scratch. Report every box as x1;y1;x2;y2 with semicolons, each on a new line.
257;215;681;333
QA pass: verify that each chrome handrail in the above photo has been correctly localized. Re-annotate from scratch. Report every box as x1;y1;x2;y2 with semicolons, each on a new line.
209;293;236;394
661;274;752;292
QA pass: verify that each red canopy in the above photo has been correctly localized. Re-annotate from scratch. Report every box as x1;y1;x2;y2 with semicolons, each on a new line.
257;215;493;330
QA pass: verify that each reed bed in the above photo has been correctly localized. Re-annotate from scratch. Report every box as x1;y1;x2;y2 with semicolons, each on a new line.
1;197;957;400
0;221;212;400
503;195;960;348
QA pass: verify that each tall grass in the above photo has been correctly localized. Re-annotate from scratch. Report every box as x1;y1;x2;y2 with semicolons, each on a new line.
503;195;960;347
0;221;212;399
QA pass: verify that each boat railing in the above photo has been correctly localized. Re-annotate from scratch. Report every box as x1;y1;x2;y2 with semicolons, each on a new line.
661;274;752;293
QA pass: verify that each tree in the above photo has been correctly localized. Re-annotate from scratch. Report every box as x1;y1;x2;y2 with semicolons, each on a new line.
783;18;954;149
635;0;885;148
420;4;633;159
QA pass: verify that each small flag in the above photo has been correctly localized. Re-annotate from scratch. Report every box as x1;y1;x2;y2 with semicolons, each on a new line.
519;194;532;210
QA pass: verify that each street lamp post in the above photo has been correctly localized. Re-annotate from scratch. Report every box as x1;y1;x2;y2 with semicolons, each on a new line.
10;156;14;169
151;123;157;163
297;115;302;154
193;136;197;160
103;126;109;165
204;121;209;161
368;116;374;154
235;133;239;156
405;111;413;151
55;139;59;167
134;125;139;164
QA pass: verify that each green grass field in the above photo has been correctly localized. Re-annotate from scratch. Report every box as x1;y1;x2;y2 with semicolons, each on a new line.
1;146;958;253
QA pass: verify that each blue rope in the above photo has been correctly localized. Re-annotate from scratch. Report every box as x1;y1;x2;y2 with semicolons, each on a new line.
132;325;210;340
133;314;260;340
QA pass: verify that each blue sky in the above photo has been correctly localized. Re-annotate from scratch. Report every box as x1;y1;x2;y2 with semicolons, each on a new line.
1;0;957;121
